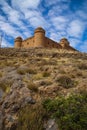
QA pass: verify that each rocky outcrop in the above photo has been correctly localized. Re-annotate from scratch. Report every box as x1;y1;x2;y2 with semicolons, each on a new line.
0;80;35;130
44;119;58;130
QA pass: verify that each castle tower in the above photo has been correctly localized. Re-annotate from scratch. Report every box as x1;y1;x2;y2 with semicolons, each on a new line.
60;38;70;48
34;27;46;47
14;37;22;48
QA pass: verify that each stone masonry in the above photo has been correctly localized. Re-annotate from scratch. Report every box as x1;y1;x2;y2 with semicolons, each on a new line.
14;27;76;51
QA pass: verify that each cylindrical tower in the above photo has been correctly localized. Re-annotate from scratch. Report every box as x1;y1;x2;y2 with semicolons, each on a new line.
34;27;46;47
14;36;22;48
60;38;70;48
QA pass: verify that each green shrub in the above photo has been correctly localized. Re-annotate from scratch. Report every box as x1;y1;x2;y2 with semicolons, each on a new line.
56;76;76;88
43;91;87;130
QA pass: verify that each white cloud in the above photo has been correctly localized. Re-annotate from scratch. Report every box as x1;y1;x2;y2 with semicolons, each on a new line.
49;29;67;41
2;5;23;25
12;0;40;11
76;10;87;21
50;32;59;41
0;0;32;38
67;20;85;38
1;38;13;48
51;16;68;31
0;21;21;38
44;0;70;7
80;41;87;52
29;16;49;29
69;37;81;48
48;2;70;17
0;15;6;21
24;9;50;29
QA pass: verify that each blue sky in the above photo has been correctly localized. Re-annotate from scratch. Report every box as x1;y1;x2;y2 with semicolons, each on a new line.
0;0;87;52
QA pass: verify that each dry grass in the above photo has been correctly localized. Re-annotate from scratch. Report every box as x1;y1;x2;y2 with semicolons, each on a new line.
0;72;3;77
0;48;87;96
0;81;12;92
32;73;43;80
17;67;37;75
27;81;38;92
0;48;87;130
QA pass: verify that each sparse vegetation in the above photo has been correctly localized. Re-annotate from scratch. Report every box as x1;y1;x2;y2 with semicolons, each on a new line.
0;81;12;92
56;76;76;89
0;72;3;77
40;80;52;86
43;71;50;77
17;104;45;130
17;67;37;75
43;91;87;130
17;68;26;75
32;73;43;80
0;48;87;130
78;63;87;70
27;81;38;92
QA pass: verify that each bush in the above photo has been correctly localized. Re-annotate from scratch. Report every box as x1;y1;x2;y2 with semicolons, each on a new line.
40;80;52;86
0;72;3;77
43;91;87;130
17;68;36;75
56;76;76;89
27;81;38;92
0;81;12;92
17;104;45;130
78;63;87;70
43;71;50;77
17;69;26;75
32;73;43;80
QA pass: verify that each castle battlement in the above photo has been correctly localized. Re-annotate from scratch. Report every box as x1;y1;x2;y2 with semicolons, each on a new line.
14;27;76;51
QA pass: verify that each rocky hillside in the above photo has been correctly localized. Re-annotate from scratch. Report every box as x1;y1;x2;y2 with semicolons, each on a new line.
0;48;87;130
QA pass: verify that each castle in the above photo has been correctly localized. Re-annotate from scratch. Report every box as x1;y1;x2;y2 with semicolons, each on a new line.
14;27;76;51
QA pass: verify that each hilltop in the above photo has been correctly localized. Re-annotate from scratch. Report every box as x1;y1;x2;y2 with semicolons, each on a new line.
0;48;87;130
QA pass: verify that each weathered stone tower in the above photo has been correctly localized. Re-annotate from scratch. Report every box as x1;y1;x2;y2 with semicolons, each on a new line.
34;27;45;47
60;38;70;48
14;37;22;48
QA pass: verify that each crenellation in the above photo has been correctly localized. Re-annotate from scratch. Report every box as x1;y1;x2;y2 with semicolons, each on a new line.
14;27;76;51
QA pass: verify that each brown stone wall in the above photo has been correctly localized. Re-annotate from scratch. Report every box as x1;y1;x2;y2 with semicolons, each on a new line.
18;36;62;49
45;38;62;49
22;37;34;48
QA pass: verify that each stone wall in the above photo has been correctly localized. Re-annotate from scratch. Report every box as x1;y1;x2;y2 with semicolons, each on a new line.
46;38;62;49
22;37;34;48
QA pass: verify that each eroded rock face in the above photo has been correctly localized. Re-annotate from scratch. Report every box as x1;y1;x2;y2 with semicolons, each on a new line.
0;111;4;130
44;119;58;130
0;89;3;100
0;80;35;130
